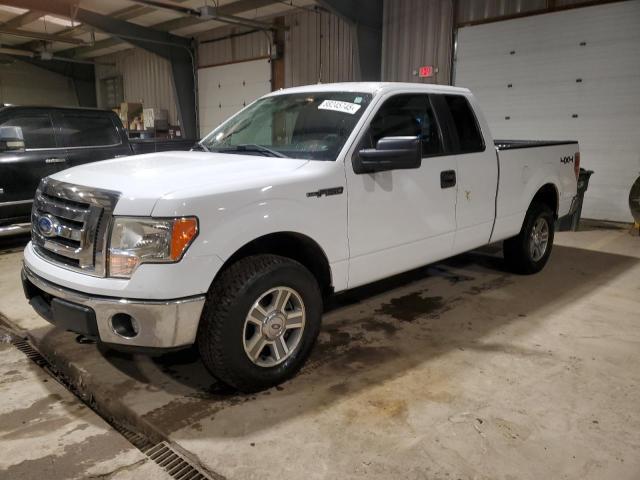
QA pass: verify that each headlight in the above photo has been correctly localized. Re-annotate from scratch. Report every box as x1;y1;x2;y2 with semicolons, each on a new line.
108;217;198;278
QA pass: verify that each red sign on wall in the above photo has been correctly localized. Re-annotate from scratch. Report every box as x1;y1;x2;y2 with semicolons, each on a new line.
418;65;434;78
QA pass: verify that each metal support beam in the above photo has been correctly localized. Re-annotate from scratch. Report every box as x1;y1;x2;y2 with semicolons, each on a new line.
61;0;283;58
2;9;44;28
0;26;87;44
317;0;383;81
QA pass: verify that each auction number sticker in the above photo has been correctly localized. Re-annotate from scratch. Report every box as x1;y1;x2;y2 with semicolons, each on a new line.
318;100;362;115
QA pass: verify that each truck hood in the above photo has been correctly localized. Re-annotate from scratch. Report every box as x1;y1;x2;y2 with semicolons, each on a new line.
51;151;310;215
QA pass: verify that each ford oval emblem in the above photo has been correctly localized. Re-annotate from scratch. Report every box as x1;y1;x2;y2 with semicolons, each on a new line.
37;215;57;238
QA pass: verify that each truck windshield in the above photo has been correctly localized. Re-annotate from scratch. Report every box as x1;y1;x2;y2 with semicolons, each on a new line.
199;92;372;161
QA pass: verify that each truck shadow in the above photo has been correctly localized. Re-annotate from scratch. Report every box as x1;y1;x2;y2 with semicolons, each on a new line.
32;244;638;440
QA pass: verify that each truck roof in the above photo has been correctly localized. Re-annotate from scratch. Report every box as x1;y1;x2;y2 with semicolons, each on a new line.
266;82;471;97
0;104;116;114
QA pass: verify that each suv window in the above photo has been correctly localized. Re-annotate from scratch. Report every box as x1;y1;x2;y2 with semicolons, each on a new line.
367;94;443;156
442;95;484;153
1;114;56;149
60;114;120;147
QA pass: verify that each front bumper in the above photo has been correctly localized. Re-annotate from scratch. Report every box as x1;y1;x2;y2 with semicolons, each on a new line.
22;266;206;349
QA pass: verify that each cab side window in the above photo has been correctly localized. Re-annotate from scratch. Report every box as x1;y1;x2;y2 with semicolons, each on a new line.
441;95;484;153
366;94;443;156
1;114;56;150
60;114;120;148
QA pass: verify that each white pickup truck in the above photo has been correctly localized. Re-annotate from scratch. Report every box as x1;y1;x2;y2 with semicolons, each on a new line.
22;83;579;391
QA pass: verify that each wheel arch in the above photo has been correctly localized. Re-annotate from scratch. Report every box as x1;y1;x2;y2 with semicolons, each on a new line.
530;183;559;218
212;231;333;297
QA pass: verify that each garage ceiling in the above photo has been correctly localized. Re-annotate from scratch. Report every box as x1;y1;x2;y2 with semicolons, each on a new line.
0;0;316;60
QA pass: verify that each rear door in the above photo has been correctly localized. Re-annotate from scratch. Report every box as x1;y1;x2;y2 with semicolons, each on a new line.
0;110;66;224
432;94;497;254
345;92;458;288
56;111;131;167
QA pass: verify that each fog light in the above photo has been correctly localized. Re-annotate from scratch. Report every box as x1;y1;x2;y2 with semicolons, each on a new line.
110;313;140;338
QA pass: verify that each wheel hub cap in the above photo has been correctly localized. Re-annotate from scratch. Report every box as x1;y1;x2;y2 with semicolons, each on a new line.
529;217;550;262
242;286;306;367
262;312;286;340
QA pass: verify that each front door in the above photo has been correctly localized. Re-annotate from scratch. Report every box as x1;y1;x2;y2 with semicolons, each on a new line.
0;111;66;224
345;93;458;288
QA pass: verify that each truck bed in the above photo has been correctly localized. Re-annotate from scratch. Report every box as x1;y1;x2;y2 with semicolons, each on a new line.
495;139;578;150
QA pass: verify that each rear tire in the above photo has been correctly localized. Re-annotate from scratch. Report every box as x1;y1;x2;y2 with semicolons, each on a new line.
197;254;322;393
503;202;555;274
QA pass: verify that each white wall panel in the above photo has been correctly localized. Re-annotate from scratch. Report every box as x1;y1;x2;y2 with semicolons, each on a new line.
455;1;640;222
198;58;271;135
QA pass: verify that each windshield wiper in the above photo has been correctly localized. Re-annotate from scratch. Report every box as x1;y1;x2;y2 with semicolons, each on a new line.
192;142;210;152
214;144;289;158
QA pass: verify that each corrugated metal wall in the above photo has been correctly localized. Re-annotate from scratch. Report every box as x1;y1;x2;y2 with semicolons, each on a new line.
95;49;178;124
381;0;454;84
455;0;617;24
196;9;356;87
197;26;270;67
380;0;621;85
456;0;546;23
284;9;356;87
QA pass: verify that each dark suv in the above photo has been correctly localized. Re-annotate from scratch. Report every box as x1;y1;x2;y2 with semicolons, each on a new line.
0;106;132;236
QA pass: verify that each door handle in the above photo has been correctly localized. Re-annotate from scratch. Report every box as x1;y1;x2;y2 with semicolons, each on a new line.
440;170;456;189
45;157;67;164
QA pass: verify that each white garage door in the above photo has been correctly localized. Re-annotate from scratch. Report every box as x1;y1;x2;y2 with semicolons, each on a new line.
455;1;640;222
198;58;272;137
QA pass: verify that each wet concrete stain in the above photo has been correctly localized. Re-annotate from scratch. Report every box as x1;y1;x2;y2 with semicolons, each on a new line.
0;431;136;480
376;291;446;322
463;275;511;296
1;417;71;440
0;394;63;432
141;393;254;434
428;266;475;284
343;397;409;426
360;317;399;336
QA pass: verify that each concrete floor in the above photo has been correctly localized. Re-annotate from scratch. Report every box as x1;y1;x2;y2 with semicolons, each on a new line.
0;224;639;479
0;330;172;479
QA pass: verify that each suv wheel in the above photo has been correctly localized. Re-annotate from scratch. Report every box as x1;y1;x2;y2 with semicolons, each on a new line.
197;254;322;392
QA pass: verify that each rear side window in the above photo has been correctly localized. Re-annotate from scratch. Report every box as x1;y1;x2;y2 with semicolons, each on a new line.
367;94;443;156
60;114;120;147
1;114;56;149
442;95;484;153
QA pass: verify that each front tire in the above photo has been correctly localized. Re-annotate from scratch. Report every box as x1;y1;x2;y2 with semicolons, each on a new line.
197;254;322;392
503;202;555;274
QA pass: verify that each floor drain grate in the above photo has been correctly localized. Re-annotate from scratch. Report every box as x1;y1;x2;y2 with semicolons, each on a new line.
8;333;218;480
144;442;214;480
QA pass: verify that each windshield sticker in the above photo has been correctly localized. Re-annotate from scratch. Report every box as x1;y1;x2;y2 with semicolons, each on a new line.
354;96;363;104
318;100;361;115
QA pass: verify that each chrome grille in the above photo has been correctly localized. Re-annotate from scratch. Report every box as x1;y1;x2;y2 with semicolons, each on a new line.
31;178;120;277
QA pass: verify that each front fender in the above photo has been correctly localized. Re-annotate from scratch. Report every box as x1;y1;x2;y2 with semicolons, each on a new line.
152;177;349;293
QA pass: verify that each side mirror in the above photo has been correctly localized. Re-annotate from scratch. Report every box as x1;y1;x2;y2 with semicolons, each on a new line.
0;126;25;152
353;136;421;174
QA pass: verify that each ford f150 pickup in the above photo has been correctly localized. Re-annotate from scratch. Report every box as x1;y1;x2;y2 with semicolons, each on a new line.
21;83;580;392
